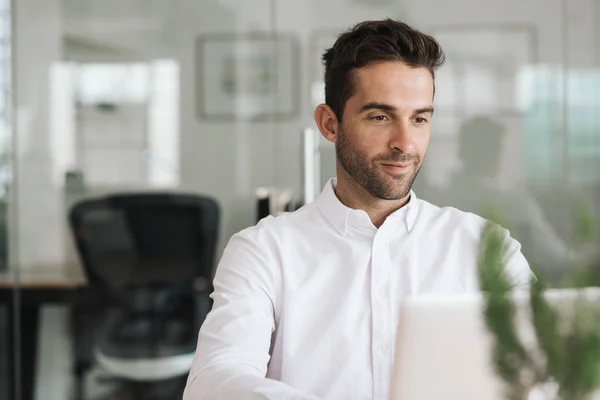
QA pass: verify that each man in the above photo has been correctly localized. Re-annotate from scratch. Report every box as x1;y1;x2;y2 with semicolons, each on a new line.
183;19;532;400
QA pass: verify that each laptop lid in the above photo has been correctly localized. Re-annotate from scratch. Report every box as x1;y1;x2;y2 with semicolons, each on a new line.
389;289;600;400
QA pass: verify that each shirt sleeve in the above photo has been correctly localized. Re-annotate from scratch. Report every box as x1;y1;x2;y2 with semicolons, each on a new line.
182;231;321;400
501;228;536;289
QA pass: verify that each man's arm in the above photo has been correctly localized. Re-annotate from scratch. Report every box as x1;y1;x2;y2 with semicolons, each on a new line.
183;231;320;400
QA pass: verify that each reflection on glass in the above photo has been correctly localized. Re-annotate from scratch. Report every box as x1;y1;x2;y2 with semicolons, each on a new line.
0;0;9;273
522;67;600;186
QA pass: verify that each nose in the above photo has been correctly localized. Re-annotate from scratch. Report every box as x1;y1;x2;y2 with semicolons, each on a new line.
388;121;415;154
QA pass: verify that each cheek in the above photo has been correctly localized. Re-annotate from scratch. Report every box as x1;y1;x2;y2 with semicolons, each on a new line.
350;127;385;155
416;130;431;154
359;125;394;149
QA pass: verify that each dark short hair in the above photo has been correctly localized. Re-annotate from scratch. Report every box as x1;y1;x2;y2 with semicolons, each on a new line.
322;19;445;121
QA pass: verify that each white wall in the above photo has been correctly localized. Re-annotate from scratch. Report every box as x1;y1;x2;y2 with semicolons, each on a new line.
175;0;286;257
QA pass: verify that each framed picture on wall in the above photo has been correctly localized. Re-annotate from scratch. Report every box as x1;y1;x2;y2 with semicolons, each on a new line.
430;23;538;116
195;32;299;121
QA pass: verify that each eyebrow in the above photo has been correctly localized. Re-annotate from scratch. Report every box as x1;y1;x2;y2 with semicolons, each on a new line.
414;106;435;116
359;102;397;113
358;102;435;116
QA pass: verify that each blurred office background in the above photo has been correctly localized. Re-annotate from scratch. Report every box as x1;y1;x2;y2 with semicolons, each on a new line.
0;0;599;398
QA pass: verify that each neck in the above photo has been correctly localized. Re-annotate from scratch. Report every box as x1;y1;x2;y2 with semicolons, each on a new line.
334;171;411;228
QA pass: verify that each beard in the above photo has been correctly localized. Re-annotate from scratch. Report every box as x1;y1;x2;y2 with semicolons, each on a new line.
336;127;422;200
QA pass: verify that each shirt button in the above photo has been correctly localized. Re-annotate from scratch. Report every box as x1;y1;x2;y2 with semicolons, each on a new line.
378;345;387;352
378;288;387;298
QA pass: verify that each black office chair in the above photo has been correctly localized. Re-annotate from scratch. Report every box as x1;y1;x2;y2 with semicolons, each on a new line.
68;192;219;399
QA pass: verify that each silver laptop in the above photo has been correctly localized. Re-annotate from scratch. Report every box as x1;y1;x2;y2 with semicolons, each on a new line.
389;289;600;400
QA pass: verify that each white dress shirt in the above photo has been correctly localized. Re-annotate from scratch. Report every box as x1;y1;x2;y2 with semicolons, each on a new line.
183;178;532;400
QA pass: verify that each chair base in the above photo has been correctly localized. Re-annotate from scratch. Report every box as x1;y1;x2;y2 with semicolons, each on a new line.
95;349;194;381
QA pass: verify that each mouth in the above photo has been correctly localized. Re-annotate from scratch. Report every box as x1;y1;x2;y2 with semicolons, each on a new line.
380;162;411;174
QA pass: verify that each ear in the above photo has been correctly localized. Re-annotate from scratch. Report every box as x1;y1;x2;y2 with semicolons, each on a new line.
314;103;339;144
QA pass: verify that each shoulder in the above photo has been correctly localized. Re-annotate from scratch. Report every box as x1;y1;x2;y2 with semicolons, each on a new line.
415;197;523;259
416;198;533;287
233;202;321;246
416;197;492;235
215;205;319;279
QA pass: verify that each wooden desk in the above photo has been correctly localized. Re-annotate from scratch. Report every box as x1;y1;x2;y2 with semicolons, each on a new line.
0;265;86;289
0;264;87;400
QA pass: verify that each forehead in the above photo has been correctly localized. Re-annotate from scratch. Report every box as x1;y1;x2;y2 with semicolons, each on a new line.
349;61;434;108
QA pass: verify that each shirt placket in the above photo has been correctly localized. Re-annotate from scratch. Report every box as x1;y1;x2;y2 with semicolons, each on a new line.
370;229;392;399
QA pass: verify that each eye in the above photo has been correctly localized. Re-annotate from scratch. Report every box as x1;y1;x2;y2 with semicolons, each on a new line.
414;117;428;124
370;115;389;122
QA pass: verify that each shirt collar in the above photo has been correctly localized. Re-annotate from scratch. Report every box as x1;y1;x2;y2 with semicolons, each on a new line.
315;178;419;236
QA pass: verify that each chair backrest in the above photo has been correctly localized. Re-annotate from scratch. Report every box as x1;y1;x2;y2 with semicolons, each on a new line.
69;192;219;293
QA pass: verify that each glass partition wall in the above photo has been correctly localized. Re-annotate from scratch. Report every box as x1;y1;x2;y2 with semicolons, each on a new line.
7;0;286;399
4;0;599;399
0;0;11;398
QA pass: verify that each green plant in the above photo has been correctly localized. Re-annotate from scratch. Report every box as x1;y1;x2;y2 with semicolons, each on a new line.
479;202;600;400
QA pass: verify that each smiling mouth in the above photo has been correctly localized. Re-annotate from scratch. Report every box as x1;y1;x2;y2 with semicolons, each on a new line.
380;163;411;174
